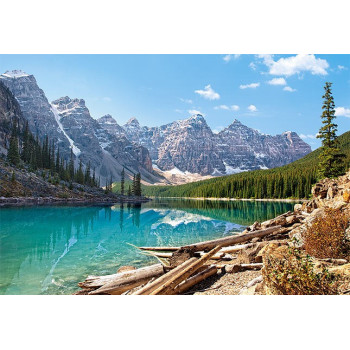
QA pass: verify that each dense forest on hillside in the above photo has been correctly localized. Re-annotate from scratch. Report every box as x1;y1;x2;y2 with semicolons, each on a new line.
142;130;350;199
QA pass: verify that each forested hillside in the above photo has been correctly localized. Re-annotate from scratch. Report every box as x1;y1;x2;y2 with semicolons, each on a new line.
142;130;350;199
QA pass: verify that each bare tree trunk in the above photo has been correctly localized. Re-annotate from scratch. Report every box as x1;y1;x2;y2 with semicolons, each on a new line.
173;265;218;295
150;246;223;295
182;226;281;252
133;258;198;295
79;264;165;295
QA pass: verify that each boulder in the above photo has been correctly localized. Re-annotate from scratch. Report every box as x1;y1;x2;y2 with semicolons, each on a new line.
294;203;303;212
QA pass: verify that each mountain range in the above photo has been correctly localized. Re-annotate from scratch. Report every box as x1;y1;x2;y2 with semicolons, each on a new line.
0;70;312;184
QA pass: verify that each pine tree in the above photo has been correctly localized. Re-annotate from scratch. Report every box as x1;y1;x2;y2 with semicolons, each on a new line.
132;174;136;195
7;121;20;166
120;168;125;196
317;82;345;178
76;159;85;184
127;185;131;196
21;121;30;163
110;174;113;192
56;147;60;173
135;172;141;196
92;167;96;187
69;148;75;180
84;161;91;186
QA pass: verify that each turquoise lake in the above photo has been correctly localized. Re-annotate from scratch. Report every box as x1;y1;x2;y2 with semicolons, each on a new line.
0;198;295;295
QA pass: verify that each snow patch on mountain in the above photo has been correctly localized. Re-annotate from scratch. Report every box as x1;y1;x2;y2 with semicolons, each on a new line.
51;104;81;156
2;70;30;78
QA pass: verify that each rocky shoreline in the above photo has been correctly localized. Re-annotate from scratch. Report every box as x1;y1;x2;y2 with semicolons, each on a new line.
0;195;150;207
75;170;350;295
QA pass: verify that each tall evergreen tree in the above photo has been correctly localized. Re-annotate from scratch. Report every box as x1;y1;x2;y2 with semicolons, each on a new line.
134;172;141;196
7;121;20;166
84;161;91;185
127;184;132;196
76;159;85;184
317;82;345;178
132;174;136;195
21;121;30;163
120;168;125;196
56;147;60;173
69;148;75;180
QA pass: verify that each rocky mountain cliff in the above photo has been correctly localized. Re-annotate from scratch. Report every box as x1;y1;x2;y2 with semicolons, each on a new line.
216;119;311;173
0;69;312;184
0;81;26;155
0;70;72;159
0;71;163;185
51;96;161;184
122;115;311;176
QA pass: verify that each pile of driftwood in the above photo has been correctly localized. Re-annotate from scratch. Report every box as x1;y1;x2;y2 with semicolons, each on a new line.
77;224;289;295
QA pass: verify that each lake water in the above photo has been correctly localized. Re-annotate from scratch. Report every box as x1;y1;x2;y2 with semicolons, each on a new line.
0;198;295;295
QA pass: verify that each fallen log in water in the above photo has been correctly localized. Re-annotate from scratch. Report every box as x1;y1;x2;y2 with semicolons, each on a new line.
144;252;173;259
182;225;282;252
173;265;218;295
78;263;165;295
150;246;223;295
133;257;198;295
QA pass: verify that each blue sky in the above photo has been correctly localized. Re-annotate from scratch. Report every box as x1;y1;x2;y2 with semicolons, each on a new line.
0;54;349;149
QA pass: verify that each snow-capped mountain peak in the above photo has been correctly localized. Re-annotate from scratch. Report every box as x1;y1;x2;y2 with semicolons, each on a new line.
1;70;30;78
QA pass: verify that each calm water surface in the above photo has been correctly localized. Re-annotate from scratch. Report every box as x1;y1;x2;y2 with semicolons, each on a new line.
0;198;294;295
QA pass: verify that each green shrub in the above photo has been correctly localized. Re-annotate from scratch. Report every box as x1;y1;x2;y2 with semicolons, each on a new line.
263;245;339;295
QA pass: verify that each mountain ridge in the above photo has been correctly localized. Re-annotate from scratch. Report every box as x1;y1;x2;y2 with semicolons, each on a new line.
0;69;312;185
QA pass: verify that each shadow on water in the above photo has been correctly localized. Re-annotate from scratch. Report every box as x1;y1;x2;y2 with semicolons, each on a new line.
0;199;295;295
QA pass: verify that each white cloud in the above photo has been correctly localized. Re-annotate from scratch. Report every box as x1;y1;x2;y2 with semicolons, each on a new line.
180;98;193;104
300;134;317;140
335;107;350;118
194;84;220;100
267;77;287;86
247;105;258;112
175;109;183;113
223;54;240;62
240;82;260;89
260;54;329;76
214;104;240;111
338;65;347;70
249;62;257;70
257;54;274;66
214;105;230;110
102;97;112;101
283;86;297;92
188;109;205;116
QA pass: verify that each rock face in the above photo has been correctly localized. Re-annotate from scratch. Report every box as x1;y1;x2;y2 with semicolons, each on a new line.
0;81;26;154
122;115;312;176
0;70;72;158
0;69;311;183
51;97;159;184
0;70;163;185
216;120;311;173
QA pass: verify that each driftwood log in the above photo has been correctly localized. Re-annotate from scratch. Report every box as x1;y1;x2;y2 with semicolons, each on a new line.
225;263;263;273
173;265;218;295
139;246;180;252
79;263;165;295
150;246;223;295
133;258;198;295
181;225;281;252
